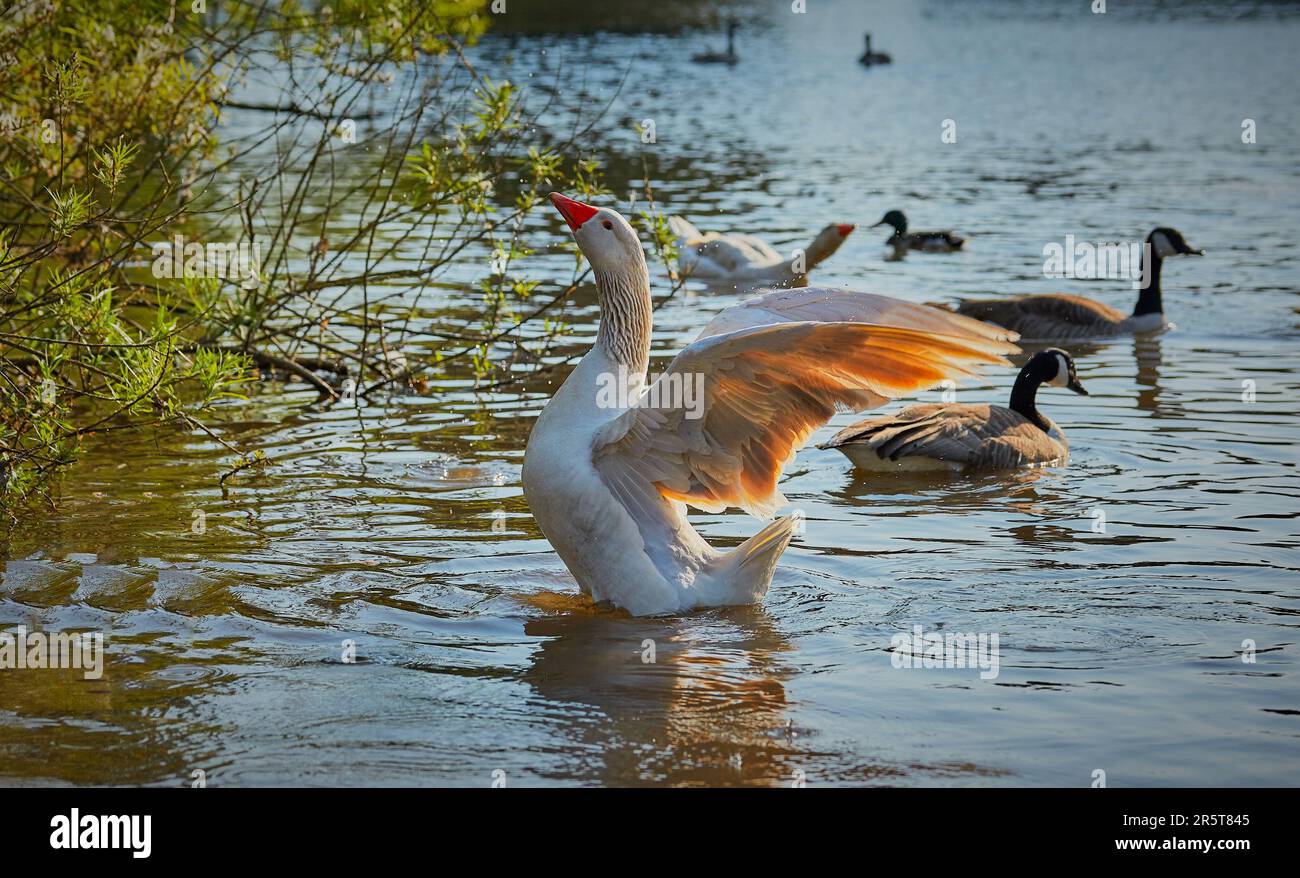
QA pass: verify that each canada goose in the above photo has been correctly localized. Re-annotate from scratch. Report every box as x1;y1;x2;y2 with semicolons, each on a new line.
873;209;965;253
692;21;738;66
953;227;1204;340
668;215;856;283
819;348;1088;472
859;33;892;66
524;193;1018;615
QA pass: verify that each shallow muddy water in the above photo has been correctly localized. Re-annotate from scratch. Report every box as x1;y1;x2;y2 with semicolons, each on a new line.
2;0;1299;786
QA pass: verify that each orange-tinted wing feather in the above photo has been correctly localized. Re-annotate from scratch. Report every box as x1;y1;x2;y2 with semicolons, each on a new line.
593;320;1014;519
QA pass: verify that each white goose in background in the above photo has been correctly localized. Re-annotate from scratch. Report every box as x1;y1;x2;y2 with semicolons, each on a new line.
668;215;856;284
522;193;1020;616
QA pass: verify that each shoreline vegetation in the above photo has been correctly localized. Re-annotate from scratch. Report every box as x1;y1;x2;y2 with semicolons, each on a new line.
0;0;694;516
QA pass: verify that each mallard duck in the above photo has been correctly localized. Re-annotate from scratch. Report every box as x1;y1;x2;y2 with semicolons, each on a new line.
873;209;965;253
522;193;1019;615
953;227;1203;340
668;216;855;283
819;348;1088;471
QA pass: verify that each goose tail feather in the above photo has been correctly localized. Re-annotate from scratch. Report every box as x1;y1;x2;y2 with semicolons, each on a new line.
703;514;798;606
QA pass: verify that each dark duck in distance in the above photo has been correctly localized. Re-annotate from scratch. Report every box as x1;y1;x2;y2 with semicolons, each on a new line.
859;33;892;66
692;20;739;66
874;209;966;253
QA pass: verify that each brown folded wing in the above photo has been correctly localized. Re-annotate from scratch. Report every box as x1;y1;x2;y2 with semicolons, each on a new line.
822;403;1065;469
955;294;1126;340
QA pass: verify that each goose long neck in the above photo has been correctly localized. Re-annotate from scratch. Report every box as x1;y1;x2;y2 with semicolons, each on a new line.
594;264;652;376
1008;363;1050;432
1134;245;1163;317
804;230;844;269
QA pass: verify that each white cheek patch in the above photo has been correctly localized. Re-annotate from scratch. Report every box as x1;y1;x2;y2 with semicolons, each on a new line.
576;213;620;262
1049;352;1071;387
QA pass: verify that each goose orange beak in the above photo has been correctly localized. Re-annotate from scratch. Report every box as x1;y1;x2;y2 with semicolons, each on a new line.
837;224;856;237
549;192;599;231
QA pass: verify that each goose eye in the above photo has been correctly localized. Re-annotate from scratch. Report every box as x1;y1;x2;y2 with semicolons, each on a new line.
601;220;613;230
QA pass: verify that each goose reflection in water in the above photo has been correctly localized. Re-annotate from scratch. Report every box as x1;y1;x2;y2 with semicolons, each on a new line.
1132;334;1181;417
518;594;804;786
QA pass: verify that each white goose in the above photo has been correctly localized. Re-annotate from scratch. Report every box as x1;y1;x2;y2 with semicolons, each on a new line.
521;194;1020;616
669;215;856;284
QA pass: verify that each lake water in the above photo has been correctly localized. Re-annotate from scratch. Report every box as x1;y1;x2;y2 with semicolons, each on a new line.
3;0;1299;786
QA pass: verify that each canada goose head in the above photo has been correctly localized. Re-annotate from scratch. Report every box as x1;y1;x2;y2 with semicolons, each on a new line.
1010;348;1087;431
1036;348;1088;395
872;210;907;235
1148;227;1204;259
550;192;645;276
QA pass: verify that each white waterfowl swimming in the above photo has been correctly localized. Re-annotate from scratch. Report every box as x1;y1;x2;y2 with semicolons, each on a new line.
953;227;1203;340
819;348;1088;472
668;215;856;284
521;193;1020;616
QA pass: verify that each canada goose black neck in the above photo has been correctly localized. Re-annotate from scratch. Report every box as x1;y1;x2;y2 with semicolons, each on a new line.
1009;357;1052;433
1133;242;1164;317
